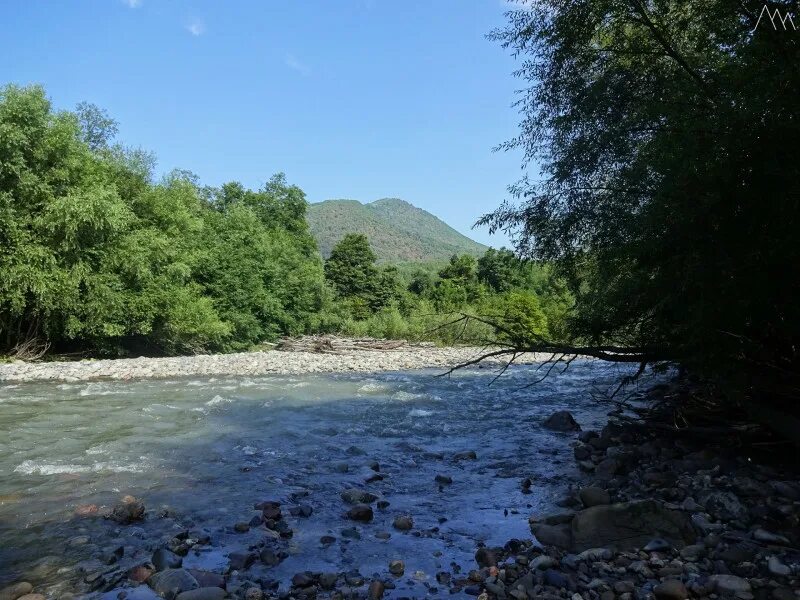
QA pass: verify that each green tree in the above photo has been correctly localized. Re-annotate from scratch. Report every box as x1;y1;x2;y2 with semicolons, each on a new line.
324;234;379;299
484;1;800;404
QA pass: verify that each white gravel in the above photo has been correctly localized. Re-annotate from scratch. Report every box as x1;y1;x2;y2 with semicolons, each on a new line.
0;347;545;383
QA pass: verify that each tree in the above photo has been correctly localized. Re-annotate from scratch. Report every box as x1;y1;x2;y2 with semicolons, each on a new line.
477;248;526;292
75;101;118;151
483;1;800;406
324;234;379;300
0;85;326;355
439;254;476;284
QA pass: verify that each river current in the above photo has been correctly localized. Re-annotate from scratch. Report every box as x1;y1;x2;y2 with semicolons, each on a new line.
0;360;641;597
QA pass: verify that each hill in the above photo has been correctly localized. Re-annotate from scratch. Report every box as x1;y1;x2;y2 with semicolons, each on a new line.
307;198;488;263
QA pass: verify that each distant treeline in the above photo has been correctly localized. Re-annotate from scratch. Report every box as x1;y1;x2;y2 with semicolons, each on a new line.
0;85;567;357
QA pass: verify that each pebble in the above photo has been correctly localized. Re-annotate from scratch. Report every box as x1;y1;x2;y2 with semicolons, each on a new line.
389;560;405;575
0;347;546;383
392;515;413;531
346;504;373;522
768;555;791;576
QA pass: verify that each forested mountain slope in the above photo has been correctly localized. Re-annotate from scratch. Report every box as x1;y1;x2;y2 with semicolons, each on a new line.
307;198;488;263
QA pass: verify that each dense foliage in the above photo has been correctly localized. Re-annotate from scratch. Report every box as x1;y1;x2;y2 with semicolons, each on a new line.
485;1;800;405
0;85;324;356
0;84;565;357
324;239;570;346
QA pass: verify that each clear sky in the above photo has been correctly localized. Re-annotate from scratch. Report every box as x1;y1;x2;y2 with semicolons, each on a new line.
0;1;527;247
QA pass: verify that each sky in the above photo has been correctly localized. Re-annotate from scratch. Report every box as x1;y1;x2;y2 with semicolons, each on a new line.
0;1;529;247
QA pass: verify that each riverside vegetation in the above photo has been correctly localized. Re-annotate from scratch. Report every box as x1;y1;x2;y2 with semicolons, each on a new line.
0;84;568;360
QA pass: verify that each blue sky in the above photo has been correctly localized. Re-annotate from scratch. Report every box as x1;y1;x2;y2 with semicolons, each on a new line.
0;1;528;247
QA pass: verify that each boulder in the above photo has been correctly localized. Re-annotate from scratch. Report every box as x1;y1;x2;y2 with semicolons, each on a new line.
543;411;581;432
579;487;610;508
570;500;692;552
531;523;572;549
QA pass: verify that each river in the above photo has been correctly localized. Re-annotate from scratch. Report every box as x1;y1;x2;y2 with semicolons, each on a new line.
0;360;640;598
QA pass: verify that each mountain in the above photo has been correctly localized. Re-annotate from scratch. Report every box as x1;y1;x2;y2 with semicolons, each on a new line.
307;198;488;263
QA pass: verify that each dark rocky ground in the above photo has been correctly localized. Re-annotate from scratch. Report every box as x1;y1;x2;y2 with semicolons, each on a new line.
2;391;799;600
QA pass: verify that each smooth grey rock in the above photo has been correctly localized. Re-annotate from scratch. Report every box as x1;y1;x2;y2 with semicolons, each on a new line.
389;560;404;575
148;569;199;598
153;549;182;572
768;555;791;577
576;548;612;561
529;555;557;570
753;528;790;544
709;574;751;595
643;538;671;552
175;588;226;600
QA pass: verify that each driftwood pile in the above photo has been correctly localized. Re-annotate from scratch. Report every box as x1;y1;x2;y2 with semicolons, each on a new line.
276;335;433;354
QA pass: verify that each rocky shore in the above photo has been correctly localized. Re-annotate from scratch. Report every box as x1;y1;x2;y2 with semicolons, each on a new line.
0;346;542;383
2;389;798;600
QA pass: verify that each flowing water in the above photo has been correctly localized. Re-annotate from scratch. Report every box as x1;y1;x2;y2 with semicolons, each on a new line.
0;360;641;598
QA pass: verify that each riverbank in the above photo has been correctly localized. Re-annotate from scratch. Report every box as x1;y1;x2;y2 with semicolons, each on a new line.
0;345;543;383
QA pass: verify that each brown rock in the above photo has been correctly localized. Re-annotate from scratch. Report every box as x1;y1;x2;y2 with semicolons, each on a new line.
654;580;688;600
0;583;33;600
109;496;145;524
570;500;692;552
367;580;385;600
129;565;155;583
393;515;413;531
347;504;374;522
74;504;99;516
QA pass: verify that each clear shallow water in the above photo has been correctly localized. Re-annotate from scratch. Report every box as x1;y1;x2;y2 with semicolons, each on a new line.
0;360;640;597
